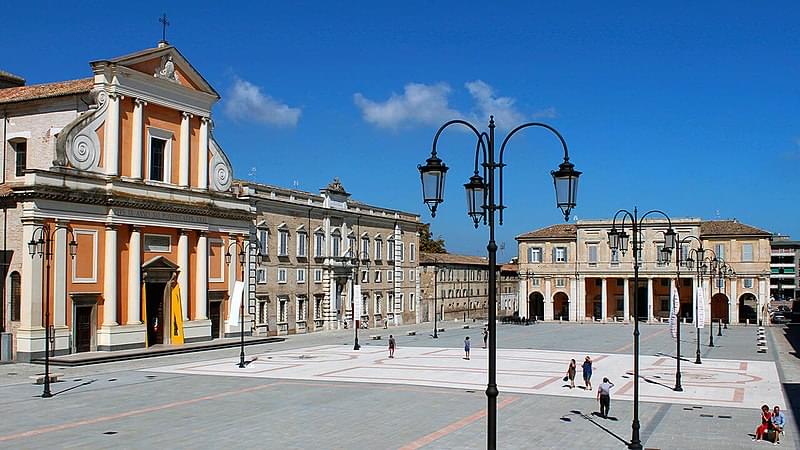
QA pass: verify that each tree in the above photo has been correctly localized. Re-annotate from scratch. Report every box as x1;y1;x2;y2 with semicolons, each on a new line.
419;223;447;253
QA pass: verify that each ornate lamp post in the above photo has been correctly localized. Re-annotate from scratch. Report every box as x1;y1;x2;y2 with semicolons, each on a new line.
663;234;684;392
419;116;580;449
607;208;676;450
684;241;715;364
28;224;78;398
225;239;263;368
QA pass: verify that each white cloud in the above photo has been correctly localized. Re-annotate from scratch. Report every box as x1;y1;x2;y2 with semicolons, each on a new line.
224;78;301;127
355;80;555;129
465;80;526;125
353;83;460;129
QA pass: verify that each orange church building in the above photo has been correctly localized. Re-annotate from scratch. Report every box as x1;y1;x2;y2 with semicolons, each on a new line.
0;42;252;361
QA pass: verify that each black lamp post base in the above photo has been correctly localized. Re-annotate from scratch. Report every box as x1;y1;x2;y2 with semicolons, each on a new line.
42;388;52;398
695;355;702;364
673;385;683;392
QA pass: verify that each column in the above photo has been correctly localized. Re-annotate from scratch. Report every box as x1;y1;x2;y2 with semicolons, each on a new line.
730;277;738;324
570;276;578;322
198;117;209;190
600;278;608;322
20;221;43;329
179;112;192;187
53;226;67;327
195;232;208;320
518;279;528;319
544;278;553;321
131;99;146;179
577;276;586;322
126;227;141;324
103;225;118;326
647;278;654;323
758;277;767;324
104;93;121;176
623;278;630;322
178;231;189;320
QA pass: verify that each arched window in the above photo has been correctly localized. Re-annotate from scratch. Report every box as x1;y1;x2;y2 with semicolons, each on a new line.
10;271;21;321
13;140;27;177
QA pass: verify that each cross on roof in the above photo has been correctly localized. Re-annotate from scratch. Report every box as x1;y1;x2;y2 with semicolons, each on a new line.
159;13;170;43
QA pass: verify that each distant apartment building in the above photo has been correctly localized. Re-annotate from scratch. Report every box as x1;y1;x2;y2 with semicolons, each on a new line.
516;219;772;325
770;235;799;302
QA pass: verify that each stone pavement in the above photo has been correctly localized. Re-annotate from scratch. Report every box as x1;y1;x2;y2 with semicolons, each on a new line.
0;322;795;449
146;344;784;410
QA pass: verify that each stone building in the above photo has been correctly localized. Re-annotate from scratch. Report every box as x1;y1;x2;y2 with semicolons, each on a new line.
516;219;772;325
419;252;516;322
242;178;420;335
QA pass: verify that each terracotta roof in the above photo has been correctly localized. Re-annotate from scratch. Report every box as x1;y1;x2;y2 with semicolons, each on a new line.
500;262;518;273
420;252;487;266
0;78;93;104
700;220;771;237
516;224;577;240
0;70;25;85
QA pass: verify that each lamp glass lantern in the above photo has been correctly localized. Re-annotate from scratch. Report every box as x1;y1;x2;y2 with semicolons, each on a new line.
660;246;672;264
27;239;37;256
664;228;677;250
225;251;232;265
464;174;486;228
418;155;448;217
618;231;630;255
607;228;619;250
68;239;78;258
551;160;581;221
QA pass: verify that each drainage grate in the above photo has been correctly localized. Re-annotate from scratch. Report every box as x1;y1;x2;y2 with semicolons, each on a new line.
718;415;732;419
103;431;118;435
108;378;117;382
683;408;693;411
465;390;476;393
700;414;714;418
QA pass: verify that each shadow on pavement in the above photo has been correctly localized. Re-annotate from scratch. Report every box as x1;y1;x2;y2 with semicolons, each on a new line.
52;379;96;396
564;409;628;445
781;324;800;433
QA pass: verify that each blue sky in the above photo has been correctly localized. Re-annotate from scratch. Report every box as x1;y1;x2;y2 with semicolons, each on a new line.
4;1;799;256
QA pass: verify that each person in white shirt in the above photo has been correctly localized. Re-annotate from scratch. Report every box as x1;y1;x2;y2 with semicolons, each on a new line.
597;377;614;418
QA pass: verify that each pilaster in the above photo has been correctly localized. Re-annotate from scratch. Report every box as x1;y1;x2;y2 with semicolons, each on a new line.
131;99;146;179
623;278;630;323
20;220;42;329
102;224;118;327
600;277;608;322
196;232;208;320
178;230;189;320
104;93;122;176
544;278;553;321
198;117;209;189
179;112;192;187
127;226;141;324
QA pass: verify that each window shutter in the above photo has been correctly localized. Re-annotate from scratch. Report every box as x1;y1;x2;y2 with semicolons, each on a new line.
552;247;556;262
564;248;568;262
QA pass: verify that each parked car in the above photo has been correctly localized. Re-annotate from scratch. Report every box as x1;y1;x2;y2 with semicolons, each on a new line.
771;312;790;324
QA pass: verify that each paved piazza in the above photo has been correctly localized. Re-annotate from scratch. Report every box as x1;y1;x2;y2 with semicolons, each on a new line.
0;322;797;449
146;344;784;410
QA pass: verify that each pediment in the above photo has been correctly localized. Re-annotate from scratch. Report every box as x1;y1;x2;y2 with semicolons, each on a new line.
93;45;219;98
142;255;179;271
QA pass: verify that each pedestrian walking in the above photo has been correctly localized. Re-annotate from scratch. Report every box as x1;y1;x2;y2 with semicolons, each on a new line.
597;377;614;418
464;336;471;360
566;358;576;388
582;356;593;390
482;328;488;349
388;335;396;358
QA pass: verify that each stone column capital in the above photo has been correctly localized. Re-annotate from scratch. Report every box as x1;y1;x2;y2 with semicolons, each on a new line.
181;111;194;120
200;116;211;124
134;98;148;107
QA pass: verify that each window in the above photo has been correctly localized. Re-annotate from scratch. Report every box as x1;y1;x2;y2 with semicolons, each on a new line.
556;278;566;287
742;243;753;262
714;243;725;261
331;233;341;257
409;293;415;311
375;270;382;283
256;268;267;284
361;295;369;316
375;239;383;260
148;134;170;182
297;232;307;257
10;272;21;321
680;244;689;265
398;242;405;262
314;269;323;283
744;278;753;289
528;247;542;263
277;268;288;283
410;243;416;262
314;232;325;257
718;278;725;289
297;296;307;321
387;270;393;282
375;294;382;314
588;245;598;265
257;229;268;256
14;141;27;177
388;293;395;312
388;239;395;261
554;247;567;263
656;245;666;266
409;269;415;281
361;270;369;283
144;234;171;252
314;295;323;319
611;249;619;264
361;237;370;260
278;230;289;256
297;268;306;283
348;236;356;254
258;300;267;324
398;293;404;312
278;297;288;323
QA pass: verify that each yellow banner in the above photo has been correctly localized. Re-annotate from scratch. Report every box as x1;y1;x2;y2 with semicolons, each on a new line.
171;283;185;345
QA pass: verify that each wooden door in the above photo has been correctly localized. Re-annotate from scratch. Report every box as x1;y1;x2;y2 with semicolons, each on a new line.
75;306;92;353
210;301;221;339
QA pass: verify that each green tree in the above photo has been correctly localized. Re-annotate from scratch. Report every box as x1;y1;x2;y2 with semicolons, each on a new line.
419;223;447;253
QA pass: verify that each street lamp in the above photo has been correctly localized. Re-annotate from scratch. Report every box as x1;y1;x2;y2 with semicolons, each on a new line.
668;234;685;392
419;116;580;449
607;208;675;450
225;238;263;368
429;256;442;338
684;240;715;364
28;224;78;398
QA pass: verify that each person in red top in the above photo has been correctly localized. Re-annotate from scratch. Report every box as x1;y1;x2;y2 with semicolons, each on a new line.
753;404;773;441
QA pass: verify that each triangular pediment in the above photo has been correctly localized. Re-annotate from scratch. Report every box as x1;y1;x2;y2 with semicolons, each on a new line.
142;255;180;271
92;45;219;98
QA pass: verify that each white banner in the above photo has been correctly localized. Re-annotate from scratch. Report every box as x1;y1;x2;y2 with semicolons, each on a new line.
669;285;680;338
696;285;705;329
229;281;245;325
353;285;362;319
